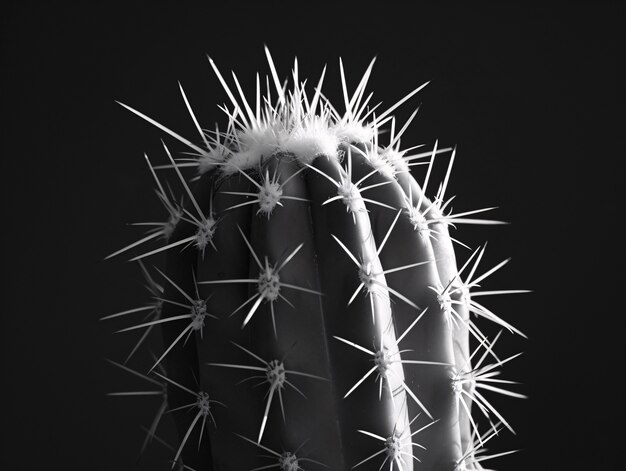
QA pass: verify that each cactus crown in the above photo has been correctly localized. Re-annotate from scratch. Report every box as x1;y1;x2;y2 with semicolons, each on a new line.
118;47;431;180
105;46;527;470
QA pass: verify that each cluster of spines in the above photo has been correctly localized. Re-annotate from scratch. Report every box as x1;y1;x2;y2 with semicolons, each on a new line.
103;48;527;470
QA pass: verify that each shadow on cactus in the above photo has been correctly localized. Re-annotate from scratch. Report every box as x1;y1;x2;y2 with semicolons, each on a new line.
103;47;528;471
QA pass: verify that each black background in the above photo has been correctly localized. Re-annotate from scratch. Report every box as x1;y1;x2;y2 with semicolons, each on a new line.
1;3;622;470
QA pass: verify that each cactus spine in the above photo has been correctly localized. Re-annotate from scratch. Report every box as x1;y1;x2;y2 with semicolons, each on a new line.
104;47;527;471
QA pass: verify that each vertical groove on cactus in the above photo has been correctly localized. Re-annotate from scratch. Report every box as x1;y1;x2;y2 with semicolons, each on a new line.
103;47;527;471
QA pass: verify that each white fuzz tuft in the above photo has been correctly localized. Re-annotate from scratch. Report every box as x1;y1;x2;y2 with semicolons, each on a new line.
407;205;430;237
284;118;339;164
223;150;263;175
190;299;209;331
381;148;410;175
333;122;374;144
198;148;229;175
222;127;283;174
195;217;217;251
265;360;286;388
437;291;453;316
195;391;213;416
427;206;445;222
384;433;403;460
257;180;283;217
162;207;182;240
374;347;393;376
278;452;300;471
366;151;396;179
358;262;376;291
257;266;281;302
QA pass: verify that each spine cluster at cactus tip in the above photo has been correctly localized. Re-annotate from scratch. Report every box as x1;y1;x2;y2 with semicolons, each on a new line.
103;47;528;471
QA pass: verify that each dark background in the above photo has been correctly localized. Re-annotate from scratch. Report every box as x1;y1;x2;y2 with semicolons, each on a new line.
1;3;621;470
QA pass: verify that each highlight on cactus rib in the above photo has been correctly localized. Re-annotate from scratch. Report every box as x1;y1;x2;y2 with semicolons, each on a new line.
103;47;528;471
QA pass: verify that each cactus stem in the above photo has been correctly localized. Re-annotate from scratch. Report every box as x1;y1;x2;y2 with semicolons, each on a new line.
110;48;526;467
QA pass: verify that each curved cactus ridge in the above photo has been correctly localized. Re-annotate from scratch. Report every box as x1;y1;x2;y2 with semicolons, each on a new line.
105;47;528;470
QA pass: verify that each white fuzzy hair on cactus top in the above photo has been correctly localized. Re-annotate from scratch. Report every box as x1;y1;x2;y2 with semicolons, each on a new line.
117;46;432;180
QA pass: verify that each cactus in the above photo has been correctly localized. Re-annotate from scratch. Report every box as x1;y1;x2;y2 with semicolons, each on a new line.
104;48;527;471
